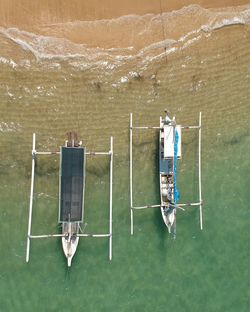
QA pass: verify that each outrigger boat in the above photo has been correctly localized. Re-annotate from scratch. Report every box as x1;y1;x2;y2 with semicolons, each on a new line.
26;132;113;266
159;115;182;234
60;132;84;266
129;111;203;237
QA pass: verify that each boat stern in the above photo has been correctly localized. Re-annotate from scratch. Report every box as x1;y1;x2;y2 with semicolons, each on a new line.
62;221;80;267
62;235;79;267
160;206;176;233
67;255;72;267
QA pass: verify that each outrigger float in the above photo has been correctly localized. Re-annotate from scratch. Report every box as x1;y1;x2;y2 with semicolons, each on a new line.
129;111;203;237
26;132;113;266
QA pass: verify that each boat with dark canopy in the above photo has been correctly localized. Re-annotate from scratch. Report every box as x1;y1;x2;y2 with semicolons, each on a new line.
59;132;85;266
26;132;113;266
129;111;203;237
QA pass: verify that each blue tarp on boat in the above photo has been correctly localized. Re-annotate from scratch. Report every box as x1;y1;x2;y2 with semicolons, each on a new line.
173;130;180;204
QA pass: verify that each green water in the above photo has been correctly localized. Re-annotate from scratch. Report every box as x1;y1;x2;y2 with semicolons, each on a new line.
0;14;250;312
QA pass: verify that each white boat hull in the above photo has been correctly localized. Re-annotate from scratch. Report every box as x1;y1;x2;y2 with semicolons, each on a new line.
160;207;176;233
62;222;80;267
159;116;177;234
62;236;79;267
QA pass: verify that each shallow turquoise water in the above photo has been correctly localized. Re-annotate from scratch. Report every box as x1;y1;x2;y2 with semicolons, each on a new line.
0;17;250;312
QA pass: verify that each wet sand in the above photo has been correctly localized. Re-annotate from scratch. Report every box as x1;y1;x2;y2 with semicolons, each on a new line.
1;1;250;53
1;0;250;27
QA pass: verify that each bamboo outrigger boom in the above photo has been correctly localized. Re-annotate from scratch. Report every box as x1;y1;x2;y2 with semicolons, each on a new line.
26;133;113;265
129;112;203;236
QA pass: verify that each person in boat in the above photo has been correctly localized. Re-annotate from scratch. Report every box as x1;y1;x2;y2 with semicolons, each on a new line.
164;109;172;125
164;202;172;215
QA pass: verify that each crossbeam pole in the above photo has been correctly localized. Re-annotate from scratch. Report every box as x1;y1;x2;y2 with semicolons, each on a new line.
36;151;111;156
29;234;65;238
181;125;201;129
198;112;203;230
86;152;110;156
178;202;201;207
36;151;60;155
26;133;36;263
132;204;161;210
131;126;162;130
77;233;111;238
30;233;111;238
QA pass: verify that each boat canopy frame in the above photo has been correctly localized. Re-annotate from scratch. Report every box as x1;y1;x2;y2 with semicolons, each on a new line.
129;112;203;235
26;133;113;263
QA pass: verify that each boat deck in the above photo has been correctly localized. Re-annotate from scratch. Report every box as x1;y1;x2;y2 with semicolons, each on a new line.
160;155;171;174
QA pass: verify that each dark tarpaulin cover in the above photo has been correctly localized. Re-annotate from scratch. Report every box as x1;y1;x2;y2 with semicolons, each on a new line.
59;147;85;222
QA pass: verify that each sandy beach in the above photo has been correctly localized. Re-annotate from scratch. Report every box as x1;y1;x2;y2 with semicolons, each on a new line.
1;0;250;26
1;0;250;52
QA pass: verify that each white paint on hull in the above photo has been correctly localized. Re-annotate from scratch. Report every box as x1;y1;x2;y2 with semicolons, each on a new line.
62;236;79;267
160;207;175;233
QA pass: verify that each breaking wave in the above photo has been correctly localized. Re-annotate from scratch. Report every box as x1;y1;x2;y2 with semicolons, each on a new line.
0;4;249;71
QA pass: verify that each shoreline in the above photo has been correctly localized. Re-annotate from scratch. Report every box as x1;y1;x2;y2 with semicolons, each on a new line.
0;0;250;27
0;3;249;52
